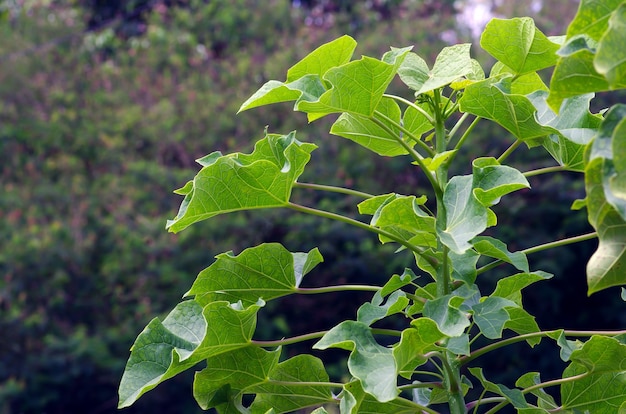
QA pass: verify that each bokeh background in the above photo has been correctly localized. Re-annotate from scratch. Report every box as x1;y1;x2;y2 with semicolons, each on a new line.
1;0;624;412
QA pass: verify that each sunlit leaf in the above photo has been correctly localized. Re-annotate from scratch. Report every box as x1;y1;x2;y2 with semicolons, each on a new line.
167;131;316;233
186;243;323;306
569;335;626;373
491;271;553;306
566;0;623;41
398;44;473;94
330;97;408;156
460;76;554;141
118;300;262;408
357;290;409;326
393;319;445;378
472;236;529;272
298;47;412;121
313;321;398;402
595;4;626;88
480;17;559;76
471;296;518;339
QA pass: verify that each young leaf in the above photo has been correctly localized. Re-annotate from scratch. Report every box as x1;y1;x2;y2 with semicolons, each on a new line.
357;290;409;326
193;346;281;410
472;236;529;273
238;35;357;112
480;17;560;76
439;158;529;253
503;307;542;346
561;362;626;413
247;355;334;413
313;320;398;402
398;44;473;95
471;296;518;339
569;335;626;374
515;372;558;410
393;319;445;378
422;295;470;337
118;300;262;408
491;271;553;306
186;243;323;306
297;47;412;121
468;367;529;409
166;131;316;233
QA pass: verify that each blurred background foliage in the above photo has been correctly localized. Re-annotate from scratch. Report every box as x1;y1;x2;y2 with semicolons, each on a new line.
1;0;623;412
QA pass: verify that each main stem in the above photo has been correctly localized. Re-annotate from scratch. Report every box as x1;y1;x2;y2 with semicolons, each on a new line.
432;90;466;414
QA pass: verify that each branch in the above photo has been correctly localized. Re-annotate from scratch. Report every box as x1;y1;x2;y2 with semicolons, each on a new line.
294;182;374;199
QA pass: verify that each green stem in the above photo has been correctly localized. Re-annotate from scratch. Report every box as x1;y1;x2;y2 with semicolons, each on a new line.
252;331;328;347
371;328;403;337
476;232;598;276
497;140;522;163
447;112;470;143
267;380;344;389
459;329;626;366
296;285;380;294
286;202;437;267
294;182;374;199
452;116;481;152
466;397;505;411
522;372;590;395
372;109;435;157
523;165;570;178
370;113;443;198
398;382;443;390
383;93;435;125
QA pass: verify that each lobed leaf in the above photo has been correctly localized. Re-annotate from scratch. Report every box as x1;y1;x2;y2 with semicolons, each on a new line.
439;158;529;253
313;320;398;402
471;296;518;339
472;236;529;273
341;380;425;414
166;131;316;233
566;0;623;41
186;243;323;307
516;372;558;410
393;319;445;378
297;47;412;121
422;295;470;337
569;335;626;374
468;367;529;409
118;300;261;408
248;355;333;413
480;17;559;76
357;290;409;326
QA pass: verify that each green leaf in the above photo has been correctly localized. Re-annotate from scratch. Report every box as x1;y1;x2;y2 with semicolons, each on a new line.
297;47;412;121
530;91;601;170
445;334;470;356
118;300;261;408
193;346;281;410
547;330;582;361
480;17;560;76
585;105;626;293
439;158;529;253
472;236;529;272
503;307;542;346
341;380;425;414
422;295;470;337
186;243;323;306
248;355;333;413
468;367;529;409
595;4;626;88
569;335;626;374
313;321;398;402
460;76;554;141
394;319;445;378
166;131;316;233
561;362;626;413
398;44;473;95
491;271;553;306
547;35;612;111
471;296;518;339
330;97;408;156
239;36;356;112
449;249;480;284
359;194;436;248
516;372;558;409
566;0;624;41
357;290;409;326
380;269;416;297
403;101;433;138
